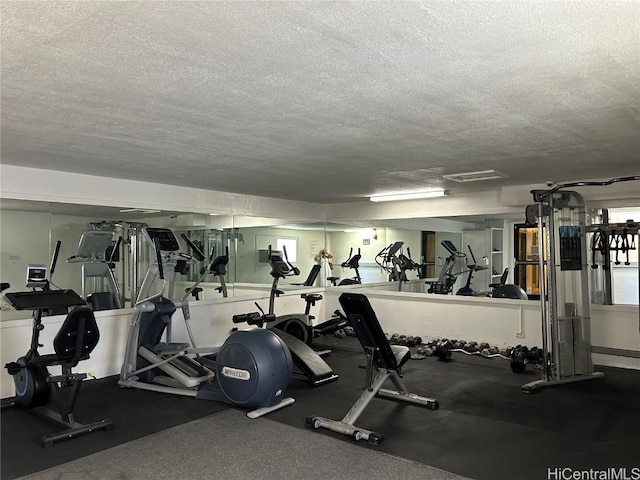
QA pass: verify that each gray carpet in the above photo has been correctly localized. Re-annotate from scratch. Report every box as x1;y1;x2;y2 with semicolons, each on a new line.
19;409;469;480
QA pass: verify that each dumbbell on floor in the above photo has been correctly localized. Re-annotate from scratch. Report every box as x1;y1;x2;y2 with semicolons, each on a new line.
434;339;518;368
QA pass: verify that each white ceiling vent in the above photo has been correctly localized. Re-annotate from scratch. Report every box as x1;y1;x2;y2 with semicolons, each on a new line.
442;170;509;183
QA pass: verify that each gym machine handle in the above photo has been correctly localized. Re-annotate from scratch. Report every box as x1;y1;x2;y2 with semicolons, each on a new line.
154;238;164;280
341;247;354;267
282;245;300;276
199;247;215;275
232;312;276;326
532;175;640;201
50;240;62;277
180;233;206;262
107;236;123;264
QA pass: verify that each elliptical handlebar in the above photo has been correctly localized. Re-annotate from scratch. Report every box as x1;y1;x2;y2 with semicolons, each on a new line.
404;247;423;269
341;247;361;268
232;311;276;327
200;247;215;275
464;245;488;272
107;236;122;264
49;241;62;277
375;242;405;275
282;245;300;276
153;238;165;281
132;234;169;307
341;248;354;267
375;244;392;270
180;233;206;262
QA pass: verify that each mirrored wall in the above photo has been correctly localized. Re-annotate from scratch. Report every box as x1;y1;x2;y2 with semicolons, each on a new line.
1;198;637;321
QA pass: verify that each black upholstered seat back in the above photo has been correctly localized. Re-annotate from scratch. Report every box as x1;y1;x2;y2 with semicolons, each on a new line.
338;293;397;370
302;264;321;286
87;292;115;311
53;305;100;367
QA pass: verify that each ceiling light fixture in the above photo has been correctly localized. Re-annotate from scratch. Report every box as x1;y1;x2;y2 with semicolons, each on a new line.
119;208;162;214
370;189;449;202
442;170;507;183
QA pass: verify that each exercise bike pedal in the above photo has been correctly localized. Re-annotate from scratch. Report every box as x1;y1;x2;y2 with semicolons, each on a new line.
5;362;22;375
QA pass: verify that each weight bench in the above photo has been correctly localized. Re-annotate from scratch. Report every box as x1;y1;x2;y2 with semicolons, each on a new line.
306;292;439;444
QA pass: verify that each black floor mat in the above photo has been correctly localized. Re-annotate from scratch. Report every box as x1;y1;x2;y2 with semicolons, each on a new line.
266;337;640;480
2;337;639;480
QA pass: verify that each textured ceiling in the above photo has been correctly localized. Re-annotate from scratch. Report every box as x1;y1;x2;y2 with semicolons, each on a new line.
1;1;639;203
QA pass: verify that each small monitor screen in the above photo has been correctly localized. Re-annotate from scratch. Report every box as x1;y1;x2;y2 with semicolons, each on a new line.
145;228;180;252
26;264;47;284
27;264;47;287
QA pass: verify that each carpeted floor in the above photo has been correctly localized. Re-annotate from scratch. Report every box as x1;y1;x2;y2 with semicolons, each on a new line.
2;336;639;480
18;409;469;480
1;381;227;479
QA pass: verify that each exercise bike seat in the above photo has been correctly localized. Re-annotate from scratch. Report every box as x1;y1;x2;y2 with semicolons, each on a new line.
32;306;100;368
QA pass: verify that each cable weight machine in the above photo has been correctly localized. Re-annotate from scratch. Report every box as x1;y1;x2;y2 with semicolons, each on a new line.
522;175;638;393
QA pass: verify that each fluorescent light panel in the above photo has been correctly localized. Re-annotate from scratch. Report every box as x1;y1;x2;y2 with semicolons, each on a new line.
442;170;507;183
119;208;161;214
370;189;449;202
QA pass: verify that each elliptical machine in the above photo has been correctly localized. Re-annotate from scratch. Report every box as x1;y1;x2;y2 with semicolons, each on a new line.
375;241;405;281
118;227;294;418
426;240;466;294
2;243;113;447
394;247;427;291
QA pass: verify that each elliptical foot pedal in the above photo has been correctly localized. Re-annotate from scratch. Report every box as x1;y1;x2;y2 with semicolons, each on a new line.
246;397;295;419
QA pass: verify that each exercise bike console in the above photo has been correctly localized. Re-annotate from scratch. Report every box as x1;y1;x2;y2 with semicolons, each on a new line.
5;289;86;312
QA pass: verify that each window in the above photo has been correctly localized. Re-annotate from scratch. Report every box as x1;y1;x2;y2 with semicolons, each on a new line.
276;238;297;263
